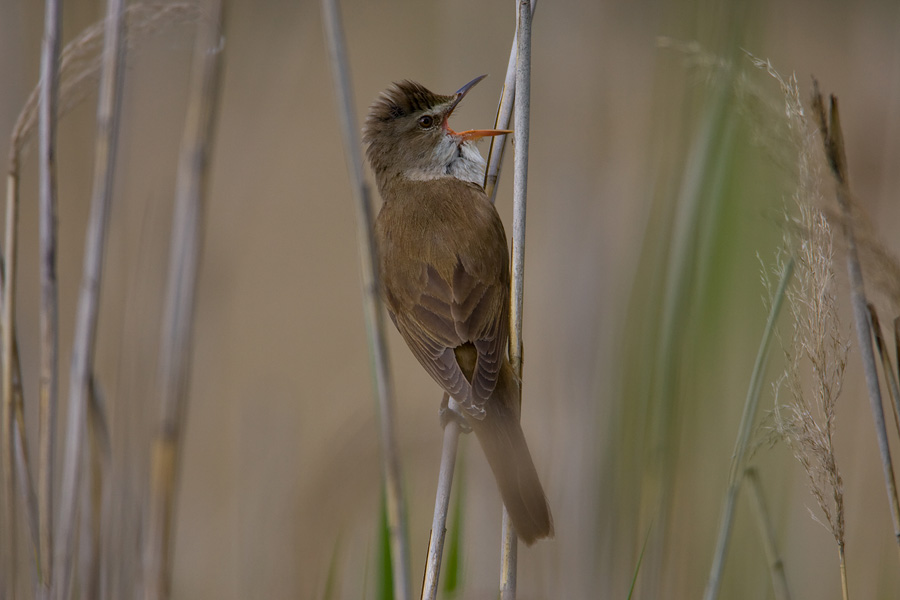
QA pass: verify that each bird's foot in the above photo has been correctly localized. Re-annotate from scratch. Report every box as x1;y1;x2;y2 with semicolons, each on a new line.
439;394;472;433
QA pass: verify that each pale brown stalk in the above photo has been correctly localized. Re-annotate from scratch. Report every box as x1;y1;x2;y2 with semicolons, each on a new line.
142;4;224;598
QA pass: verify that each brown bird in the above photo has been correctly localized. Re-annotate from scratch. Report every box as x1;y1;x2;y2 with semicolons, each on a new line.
364;75;553;544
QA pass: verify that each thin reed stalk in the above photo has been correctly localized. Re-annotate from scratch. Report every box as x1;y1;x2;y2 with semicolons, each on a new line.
744;468;791;600
53;1;128;598
812;85;900;559
143;4;224;599
79;376;110;600
838;542;849;600
2;164;20;600
501;2;533;598
895;318;899;383
703;257;793;600
319;1;411;598
483;0;537;205
421;418;460;600
38;0;63;593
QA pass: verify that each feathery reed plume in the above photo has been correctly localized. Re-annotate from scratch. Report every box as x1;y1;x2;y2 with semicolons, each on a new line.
773;203;850;599
745;58;851;599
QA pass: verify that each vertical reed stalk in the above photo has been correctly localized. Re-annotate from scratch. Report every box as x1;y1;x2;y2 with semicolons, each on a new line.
838;543;849;600
143;3;224;598
38;0;63;594
483;0;537;205
501;2;533;599
744;468;791;600
319;0;411;598
2;162;20;600
421;417;460;600
53;0;127;598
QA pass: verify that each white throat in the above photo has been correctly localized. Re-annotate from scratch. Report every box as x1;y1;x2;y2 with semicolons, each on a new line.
404;137;486;186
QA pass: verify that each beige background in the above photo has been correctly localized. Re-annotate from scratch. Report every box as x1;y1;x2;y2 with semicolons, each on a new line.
2;0;900;598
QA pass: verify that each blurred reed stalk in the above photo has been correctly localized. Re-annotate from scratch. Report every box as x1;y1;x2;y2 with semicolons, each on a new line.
143;3;224;599
80;376;110;600
702;256;793;600
0;3;207;599
319;1;411;598
811;84;900;563
38;0;63;595
743;468;791;600
53;0;127;598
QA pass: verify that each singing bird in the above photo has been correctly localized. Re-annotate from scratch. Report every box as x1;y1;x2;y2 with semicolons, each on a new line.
363;75;553;544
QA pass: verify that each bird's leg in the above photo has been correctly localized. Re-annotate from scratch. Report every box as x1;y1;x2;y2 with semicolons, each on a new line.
439;393;472;433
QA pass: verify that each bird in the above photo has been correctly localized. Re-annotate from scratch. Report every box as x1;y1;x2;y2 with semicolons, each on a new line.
363;75;553;544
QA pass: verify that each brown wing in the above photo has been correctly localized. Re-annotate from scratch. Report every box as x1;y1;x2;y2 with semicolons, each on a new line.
377;178;510;419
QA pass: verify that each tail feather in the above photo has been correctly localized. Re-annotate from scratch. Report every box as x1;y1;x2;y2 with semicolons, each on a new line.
469;361;553;545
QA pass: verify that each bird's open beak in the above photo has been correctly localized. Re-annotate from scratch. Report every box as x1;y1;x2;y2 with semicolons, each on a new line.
445;75;512;142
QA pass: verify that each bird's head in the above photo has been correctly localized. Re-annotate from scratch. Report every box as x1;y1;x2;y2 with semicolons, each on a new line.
363;75;510;188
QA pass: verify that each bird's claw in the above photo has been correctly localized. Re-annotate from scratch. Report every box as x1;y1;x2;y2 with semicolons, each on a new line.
439;394;472;433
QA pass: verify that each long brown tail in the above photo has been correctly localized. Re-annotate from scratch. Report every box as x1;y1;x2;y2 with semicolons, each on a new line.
469;360;553;545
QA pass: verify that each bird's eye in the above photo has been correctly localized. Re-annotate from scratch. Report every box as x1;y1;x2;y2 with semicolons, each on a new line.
417;115;435;129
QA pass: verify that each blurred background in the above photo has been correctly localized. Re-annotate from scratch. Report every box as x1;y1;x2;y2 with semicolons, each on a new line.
2;0;900;598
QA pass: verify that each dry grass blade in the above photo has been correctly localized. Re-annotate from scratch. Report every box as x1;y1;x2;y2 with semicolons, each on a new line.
869;306;900;439
142;3;224;599
53;0;128;598
319;0;411;598
811;82;900;561
38;0;63;593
